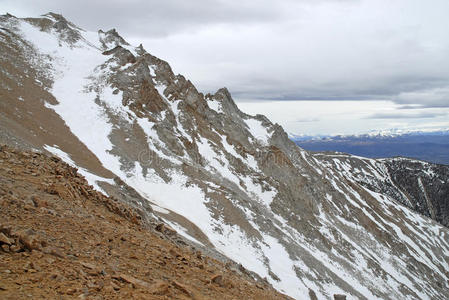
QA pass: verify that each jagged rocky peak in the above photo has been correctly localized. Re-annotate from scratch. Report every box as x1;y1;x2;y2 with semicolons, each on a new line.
136;43;145;55
2;12;14;17
0;12;16;21
210;87;245;116
102;45;136;65
93;25;211;114
98;28;129;50
98;44;207;115
42;12;72;26
22;12;84;45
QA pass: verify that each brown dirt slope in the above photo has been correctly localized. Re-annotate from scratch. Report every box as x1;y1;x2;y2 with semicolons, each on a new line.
0;145;290;300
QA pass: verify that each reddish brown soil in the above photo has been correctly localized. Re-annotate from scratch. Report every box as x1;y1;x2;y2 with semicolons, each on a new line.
0;145;290;299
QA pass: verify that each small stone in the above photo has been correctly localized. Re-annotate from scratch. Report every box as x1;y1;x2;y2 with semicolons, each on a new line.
45;257;55;264
210;274;223;286
80;262;97;270
0;225;12;236
1;244;9;252
115;274;151;289
31;195;47;208
110;281;121;291
41;207;57;215
87;282;99;290
9;244;22;253
86;270;101;277
172;280;192;296
155;224;165;232
43;247;65;258
65;288;76;295
155;223;177;236
17;229;43;251
169;248;180;258
334;295;347;300
23;204;35;211
0;232;12;245
148;280;169;295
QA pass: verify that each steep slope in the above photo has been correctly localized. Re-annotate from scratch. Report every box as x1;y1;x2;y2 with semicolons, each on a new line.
1;13;449;299
312;153;449;227
0;145;288;299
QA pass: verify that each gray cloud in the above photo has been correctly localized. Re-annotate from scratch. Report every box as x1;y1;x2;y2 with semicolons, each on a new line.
295;117;320;123
397;104;424;110
393;87;449;108
0;0;288;37
366;111;448;119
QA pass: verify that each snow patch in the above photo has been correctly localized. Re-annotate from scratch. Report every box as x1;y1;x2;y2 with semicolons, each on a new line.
43;145;113;194
245;118;270;145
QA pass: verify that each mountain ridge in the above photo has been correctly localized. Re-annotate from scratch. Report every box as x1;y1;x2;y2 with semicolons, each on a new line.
293;130;449;165
1;12;449;299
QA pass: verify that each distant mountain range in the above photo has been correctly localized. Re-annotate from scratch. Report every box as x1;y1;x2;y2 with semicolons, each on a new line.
293;130;449;165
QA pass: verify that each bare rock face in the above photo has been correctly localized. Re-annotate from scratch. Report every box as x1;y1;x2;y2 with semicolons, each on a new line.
384;159;449;226
98;28;130;50
1;12;449;300
25;12;84;45
313;152;449;227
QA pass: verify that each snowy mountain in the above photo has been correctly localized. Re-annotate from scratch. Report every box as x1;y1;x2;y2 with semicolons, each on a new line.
1;13;449;299
294;131;449;165
313;153;449;227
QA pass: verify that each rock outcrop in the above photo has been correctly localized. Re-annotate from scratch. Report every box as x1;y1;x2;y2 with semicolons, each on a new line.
313;153;449;226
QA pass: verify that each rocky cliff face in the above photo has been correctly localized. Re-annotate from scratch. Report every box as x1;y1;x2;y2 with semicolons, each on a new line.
384;159;449;226
313;153;449;227
1;13;448;299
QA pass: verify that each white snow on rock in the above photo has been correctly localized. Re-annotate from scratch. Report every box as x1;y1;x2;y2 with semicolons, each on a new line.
43;145;114;193
208;99;223;113
244;118;271;145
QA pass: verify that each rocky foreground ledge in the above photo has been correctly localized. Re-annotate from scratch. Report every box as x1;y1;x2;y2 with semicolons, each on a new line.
0;145;292;299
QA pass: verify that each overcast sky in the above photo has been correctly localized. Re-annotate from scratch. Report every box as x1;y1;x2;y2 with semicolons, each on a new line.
2;0;449;135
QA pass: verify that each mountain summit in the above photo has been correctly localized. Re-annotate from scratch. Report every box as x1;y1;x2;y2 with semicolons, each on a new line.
1;13;448;299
